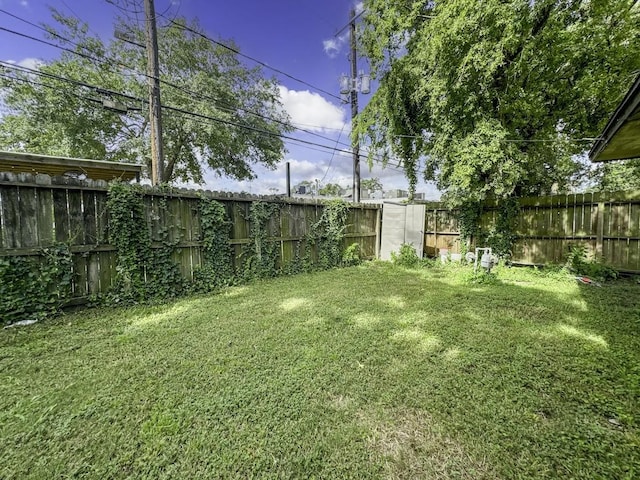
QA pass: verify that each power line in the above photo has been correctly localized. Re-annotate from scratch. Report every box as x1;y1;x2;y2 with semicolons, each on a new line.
0;72;107;107
160;15;343;102
105;0;144;15
0;23;399;171
0;68;364;164
0;61;404;170
333;9;365;37
0;11;359;148
0;23;387;161
0;61;140;101
320;123;347;184
0;15;351;147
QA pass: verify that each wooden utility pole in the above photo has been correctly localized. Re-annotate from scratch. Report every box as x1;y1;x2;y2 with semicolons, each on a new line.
349;8;360;203
144;0;164;184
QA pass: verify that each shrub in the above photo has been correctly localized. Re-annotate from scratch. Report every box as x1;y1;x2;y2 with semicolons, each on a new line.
391;243;422;268
342;243;362;267
0;244;73;325
566;245;618;281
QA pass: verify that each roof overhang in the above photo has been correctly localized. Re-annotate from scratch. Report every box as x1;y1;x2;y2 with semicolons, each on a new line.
589;75;640;162
0;150;142;181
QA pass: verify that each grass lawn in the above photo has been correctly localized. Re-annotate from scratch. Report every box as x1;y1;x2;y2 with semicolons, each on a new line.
1;262;639;479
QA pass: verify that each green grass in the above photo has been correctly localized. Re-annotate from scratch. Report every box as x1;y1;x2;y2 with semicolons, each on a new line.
1;262;639;479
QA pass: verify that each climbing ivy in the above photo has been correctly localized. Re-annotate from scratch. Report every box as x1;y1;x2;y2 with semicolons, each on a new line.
242;201;283;280
0;186;364;322
106;183;148;304
308;199;350;270
485;197;520;258
193;196;234;291
456;197;520;258
456;201;483;254
106;183;183;304
146;195;185;299
0;243;72;325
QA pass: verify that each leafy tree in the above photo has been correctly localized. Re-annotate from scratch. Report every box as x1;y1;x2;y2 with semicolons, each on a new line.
361;177;382;193
318;183;343;196
0;10;291;183
356;0;640;204
590;159;640;192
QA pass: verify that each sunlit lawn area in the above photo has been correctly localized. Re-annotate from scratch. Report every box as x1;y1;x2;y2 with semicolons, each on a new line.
1;262;639;479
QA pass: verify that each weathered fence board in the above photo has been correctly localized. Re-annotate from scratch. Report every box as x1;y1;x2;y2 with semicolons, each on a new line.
420;191;640;273
0;174;381;304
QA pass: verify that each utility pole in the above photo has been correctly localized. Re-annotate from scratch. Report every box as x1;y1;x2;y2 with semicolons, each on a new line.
144;0;164;184
349;7;360;203
286;161;291;197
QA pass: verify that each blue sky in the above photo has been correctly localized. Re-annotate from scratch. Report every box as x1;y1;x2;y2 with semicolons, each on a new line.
0;0;439;198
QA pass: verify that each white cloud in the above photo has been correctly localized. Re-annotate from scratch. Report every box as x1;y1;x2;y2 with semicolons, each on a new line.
196;155;440;199
323;32;348;59
323;2;364;58
20;0;28;7
17;57;41;70
278;85;346;132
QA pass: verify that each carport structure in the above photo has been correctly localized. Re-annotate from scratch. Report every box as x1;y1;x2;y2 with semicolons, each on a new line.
590;75;640;163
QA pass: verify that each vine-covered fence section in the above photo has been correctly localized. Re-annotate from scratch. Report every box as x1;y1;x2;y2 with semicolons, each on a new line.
422;191;640;273
0;173;381;304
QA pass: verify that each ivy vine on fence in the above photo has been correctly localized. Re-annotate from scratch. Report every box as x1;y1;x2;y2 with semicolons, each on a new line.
193;196;233;291
456;197;520;258
106;183;183;304
243;201;283;280
0;244;72;325
308;199;350;270
1;185;366;323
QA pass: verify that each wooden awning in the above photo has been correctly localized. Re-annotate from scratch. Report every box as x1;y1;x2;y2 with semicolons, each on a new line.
0;150;142;181
589;75;640;162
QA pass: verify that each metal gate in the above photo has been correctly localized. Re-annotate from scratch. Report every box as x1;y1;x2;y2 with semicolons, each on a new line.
379;203;426;260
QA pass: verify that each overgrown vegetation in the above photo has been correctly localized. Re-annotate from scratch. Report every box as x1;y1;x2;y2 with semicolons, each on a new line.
456;197;520;258
242;201;283;280
342;242;363;267
357;0;639;202
484;197;520;258
390;243;423;268
106;183;183;305
192;196;234;291
2;263;638;477
308;199;350;270
0;244;72;325
0;185;357;323
566;244;618;281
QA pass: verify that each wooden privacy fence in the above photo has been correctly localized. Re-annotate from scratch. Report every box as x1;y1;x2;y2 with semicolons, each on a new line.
0;173;381;303
422;191;640;273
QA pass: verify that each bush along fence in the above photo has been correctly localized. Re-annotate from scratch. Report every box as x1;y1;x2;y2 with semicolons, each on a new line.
421;191;640;273
0;173;381;324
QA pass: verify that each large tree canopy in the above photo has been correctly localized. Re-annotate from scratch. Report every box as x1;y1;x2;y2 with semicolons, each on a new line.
0;10;291;183
590;159;640;192
356;0;640;203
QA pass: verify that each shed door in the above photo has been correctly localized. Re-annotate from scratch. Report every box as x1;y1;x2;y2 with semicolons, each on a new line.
379;204;426;260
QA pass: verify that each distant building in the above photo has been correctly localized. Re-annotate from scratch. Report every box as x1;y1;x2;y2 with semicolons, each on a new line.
384;189;409;199
295;184;309;195
360;189;383;200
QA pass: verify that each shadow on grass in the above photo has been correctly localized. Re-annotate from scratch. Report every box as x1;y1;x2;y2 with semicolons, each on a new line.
1;263;639;479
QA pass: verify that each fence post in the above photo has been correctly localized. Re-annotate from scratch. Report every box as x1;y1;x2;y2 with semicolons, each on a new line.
596;201;605;258
434;209;438;254
375;206;382;259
